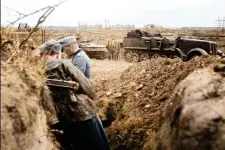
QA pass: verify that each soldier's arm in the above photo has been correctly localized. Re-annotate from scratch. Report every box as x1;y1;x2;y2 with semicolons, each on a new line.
62;60;95;99
72;56;86;74
40;86;59;126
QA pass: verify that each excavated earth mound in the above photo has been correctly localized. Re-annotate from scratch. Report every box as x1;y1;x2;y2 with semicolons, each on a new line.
1;60;57;150
159;60;225;150
95;56;222;150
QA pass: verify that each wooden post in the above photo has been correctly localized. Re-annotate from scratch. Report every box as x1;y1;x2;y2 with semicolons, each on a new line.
41;29;46;43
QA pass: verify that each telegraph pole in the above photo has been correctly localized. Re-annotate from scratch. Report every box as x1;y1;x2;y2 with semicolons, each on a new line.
76;21;79;34
105;19;110;29
216;16;225;34
216;17;221;29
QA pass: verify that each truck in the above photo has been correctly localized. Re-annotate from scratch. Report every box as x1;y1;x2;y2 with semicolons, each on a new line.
122;30;218;62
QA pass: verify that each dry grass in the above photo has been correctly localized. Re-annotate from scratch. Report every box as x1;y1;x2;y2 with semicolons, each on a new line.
1;38;46;74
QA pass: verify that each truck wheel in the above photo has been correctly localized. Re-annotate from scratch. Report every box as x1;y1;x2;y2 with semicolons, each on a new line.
186;48;208;61
161;55;167;58
151;54;160;59
171;55;180;59
130;52;139;63
140;53;149;61
124;51;132;62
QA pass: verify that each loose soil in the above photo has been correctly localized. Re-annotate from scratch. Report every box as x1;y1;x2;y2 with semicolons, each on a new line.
92;56;223;150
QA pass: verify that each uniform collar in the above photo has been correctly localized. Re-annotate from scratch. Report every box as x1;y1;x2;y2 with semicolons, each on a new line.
75;48;80;52
72;48;82;58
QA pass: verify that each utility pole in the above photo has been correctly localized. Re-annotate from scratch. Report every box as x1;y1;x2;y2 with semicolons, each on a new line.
76;21;79;34
216;16;225;34
216;17;221;29
223;17;225;30
105;19;110;29
104;19;107;28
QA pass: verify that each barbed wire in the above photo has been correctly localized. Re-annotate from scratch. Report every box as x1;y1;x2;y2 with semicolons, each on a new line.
3;0;67;28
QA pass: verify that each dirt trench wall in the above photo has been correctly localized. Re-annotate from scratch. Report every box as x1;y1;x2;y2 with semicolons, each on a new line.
1;62;56;150
159;61;225;150
95;56;223;150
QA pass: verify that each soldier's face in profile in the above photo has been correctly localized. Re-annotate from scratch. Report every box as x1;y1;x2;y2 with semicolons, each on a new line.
62;44;73;56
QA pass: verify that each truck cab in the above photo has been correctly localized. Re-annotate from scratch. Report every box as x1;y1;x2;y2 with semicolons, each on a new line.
175;37;218;61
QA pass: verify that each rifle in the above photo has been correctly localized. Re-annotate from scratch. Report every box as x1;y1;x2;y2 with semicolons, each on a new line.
45;79;79;103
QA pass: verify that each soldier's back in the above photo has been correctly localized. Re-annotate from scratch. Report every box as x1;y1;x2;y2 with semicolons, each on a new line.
45;59;97;122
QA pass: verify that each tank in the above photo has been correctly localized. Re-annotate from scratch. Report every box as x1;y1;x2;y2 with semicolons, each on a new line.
79;42;109;60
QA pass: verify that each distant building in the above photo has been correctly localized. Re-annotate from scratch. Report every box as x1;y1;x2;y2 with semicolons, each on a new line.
143;24;164;30
110;24;135;29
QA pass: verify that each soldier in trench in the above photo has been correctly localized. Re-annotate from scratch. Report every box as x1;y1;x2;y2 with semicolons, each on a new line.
39;39;111;150
58;36;91;79
58;36;115;128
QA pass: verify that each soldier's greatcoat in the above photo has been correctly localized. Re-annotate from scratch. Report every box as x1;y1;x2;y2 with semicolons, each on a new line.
43;59;111;150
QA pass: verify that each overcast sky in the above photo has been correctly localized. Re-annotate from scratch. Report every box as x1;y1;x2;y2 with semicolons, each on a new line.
1;0;225;27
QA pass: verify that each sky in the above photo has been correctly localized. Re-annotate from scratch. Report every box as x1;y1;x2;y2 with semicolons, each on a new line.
1;0;225;27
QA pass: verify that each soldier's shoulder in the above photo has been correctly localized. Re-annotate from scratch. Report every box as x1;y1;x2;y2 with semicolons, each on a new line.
61;59;75;66
76;49;85;57
46;59;61;70
46;59;71;71
74;51;88;59
80;50;90;60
